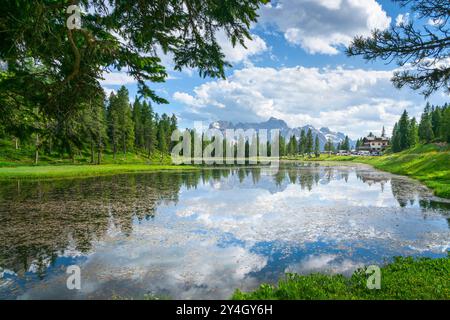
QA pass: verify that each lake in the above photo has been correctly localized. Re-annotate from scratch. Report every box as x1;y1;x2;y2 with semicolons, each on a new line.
0;162;449;299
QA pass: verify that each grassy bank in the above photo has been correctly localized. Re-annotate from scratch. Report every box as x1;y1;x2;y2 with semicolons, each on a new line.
0;138;201;179
287;144;450;198
233;255;450;300
0;164;198;179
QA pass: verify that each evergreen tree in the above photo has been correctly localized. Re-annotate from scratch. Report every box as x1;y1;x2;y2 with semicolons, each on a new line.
314;135;320;157
157;116;168;154
398;110;410;150
299;130;306;154
419;108;435;143
107;93;120;159
81;96;107;164
443;106;450;143
391;123;401;153
324;138;334;153
279;135;286;157
169;114;178;150
116;87;134;154
431;107;442;139
342;136;350;151
132;99;144;149
306;129;313;154
287;135;297;155
408;117;419;148
142;101;157;156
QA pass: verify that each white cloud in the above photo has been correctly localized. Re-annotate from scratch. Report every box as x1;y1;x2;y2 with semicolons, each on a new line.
102;87;117;97
217;32;268;64
395;13;410;26
285;254;364;275
173;65;447;138
428;17;445;26
173;92;202;108
257;0;391;55
100;71;137;85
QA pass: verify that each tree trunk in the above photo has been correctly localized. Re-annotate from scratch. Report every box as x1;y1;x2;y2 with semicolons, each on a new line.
97;136;102;165
14;137;19;150
34;134;39;165
123;135;127;155
97;147;101;165
90;139;94;164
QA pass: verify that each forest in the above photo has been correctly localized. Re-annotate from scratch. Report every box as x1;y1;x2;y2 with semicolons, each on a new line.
391;103;450;153
0;84;178;165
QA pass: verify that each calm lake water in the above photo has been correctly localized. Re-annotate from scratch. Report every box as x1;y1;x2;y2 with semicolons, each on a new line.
0;163;449;299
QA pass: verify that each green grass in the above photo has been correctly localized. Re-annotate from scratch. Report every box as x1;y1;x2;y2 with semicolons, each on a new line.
232;255;450;300
0;164;198;179
0;138;175;167
0;138;200;179
286;144;450;199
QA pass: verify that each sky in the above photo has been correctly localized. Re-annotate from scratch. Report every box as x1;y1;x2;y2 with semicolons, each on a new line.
100;0;449;139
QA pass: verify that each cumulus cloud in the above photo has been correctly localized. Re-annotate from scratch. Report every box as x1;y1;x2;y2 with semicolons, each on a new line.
217;31;268;64
172;65;436;138
257;0;391;55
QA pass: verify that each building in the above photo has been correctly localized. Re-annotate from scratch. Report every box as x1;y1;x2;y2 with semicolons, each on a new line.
358;135;389;153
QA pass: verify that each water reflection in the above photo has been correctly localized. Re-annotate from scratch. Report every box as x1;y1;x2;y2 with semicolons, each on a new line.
0;163;449;299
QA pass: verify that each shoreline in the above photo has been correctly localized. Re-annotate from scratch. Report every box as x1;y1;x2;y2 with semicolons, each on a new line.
0;146;448;199
0;164;199;180
283;145;450;199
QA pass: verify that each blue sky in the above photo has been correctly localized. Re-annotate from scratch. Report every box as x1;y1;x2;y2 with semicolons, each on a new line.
100;0;448;139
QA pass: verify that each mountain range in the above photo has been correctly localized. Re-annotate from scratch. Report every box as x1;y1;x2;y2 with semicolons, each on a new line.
209;117;355;150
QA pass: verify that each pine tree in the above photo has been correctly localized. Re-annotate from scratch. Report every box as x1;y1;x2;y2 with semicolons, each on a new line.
169;114;178;150
324;138;334;153
408;117;419;148
342;136;350;151
142;101;157;156
132;99;144;149
157;117;168;154
314;135;320;157
431;107;442;139
279;135;286;157
81;96;107;164
391;123;401;152
287;135;297;155
398;110;410;150
107;93;120;159
419;108;435;144
117;87;134;154
299;130;306;155
443;106;450;143
306;129;313;154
